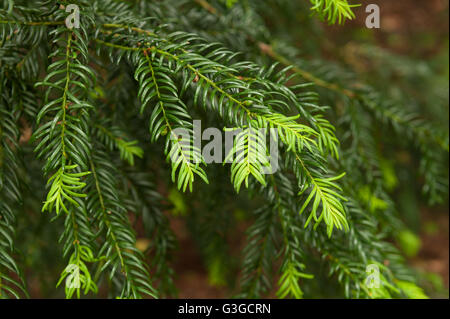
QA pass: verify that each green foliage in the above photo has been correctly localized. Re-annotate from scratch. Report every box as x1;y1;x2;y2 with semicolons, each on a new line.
56;245;99;299
87;149;157;298
309;0;360;24
41;165;90;215
222;0;239;8
396;230;422;258
93;123;143;166
0;0;447;299
134;51;209;192
0;95;28;299
299;172;349;237
396;280;429;299
225;126;271;192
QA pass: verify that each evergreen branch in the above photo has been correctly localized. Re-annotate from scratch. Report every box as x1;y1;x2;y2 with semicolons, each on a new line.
194;0;218;15
134;51;209;192
118;169;177;297
95;35;348;234
147;46;254;121
238;206;277;298
0;102;28;299
26;8;97;298
33;27;93;214
258;42;448;152
57;205;98;299
94;124;143;166
0;20;65;26
258;42;356;98
309;0;360;25
41;165;90;215
88;151;157;299
268;174;313;299
224;126;271;192
295;154;349;237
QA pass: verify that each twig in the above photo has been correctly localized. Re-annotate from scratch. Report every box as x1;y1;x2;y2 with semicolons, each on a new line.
194;0;218;15
258;42;356;98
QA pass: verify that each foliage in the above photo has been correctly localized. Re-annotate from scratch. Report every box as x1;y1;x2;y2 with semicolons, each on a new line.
0;0;447;299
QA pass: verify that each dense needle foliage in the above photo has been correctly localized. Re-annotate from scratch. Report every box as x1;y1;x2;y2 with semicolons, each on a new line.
0;0;448;299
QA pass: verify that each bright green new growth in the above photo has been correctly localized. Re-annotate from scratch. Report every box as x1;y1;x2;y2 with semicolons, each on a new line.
0;0;447;299
56;245;99;299
41;165;90;215
310;0;361;24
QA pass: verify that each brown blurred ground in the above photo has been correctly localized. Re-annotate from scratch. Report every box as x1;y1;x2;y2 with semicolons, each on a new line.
170;217;227;298
330;0;449;56
412;211;449;287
